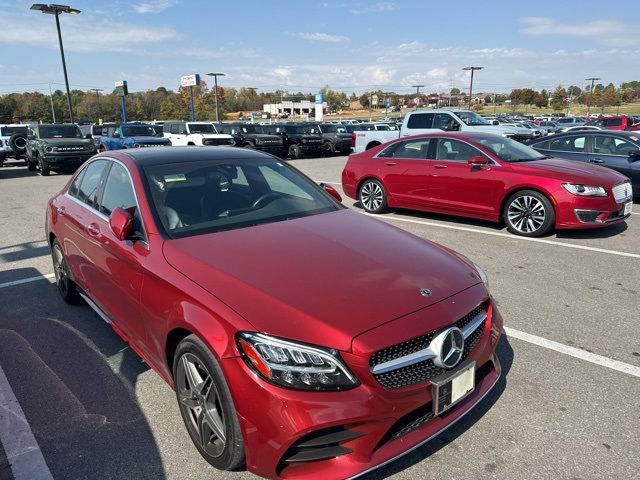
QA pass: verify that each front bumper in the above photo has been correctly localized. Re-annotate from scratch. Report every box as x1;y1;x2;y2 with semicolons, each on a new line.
223;289;503;479
555;189;632;229
42;153;94;168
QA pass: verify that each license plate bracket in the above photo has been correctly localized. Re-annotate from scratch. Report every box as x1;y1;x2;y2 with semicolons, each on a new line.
431;360;475;416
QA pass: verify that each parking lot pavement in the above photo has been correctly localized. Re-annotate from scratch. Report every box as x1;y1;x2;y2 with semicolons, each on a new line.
1;159;639;480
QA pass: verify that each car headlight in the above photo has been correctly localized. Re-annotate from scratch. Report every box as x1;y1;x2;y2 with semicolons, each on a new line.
237;332;359;391
45;146;53;152
472;262;489;289
562;183;607;196
133;143;141;148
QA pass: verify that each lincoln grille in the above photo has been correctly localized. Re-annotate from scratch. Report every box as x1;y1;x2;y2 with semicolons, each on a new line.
370;301;488;389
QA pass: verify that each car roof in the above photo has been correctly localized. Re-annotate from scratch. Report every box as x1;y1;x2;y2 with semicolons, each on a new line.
111;146;275;167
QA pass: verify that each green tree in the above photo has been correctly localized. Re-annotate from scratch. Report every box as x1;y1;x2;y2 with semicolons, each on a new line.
550;85;567;111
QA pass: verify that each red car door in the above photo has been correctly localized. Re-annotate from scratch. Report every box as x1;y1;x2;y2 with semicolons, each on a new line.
376;138;435;207
427;138;502;219
84;160;148;348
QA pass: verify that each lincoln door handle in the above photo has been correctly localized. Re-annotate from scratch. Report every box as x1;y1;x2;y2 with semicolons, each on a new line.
434;164;448;169
56;206;66;216
589;158;604;164
385;161;397;166
86;223;100;236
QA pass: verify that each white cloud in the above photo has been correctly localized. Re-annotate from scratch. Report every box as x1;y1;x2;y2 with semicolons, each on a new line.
183;47;260;59
350;2;397;15
294;32;349;43
133;0;180;14
519;17;640;47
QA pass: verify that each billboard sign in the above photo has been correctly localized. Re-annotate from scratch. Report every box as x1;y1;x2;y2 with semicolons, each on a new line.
180;74;201;87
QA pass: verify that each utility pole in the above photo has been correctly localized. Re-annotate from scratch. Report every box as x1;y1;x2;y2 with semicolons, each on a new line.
585;77;601;116
411;85;424;110
462;66;483;109
89;88;103;123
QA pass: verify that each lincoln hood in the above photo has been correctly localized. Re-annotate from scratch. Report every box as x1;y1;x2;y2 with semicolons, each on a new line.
162;209;484;350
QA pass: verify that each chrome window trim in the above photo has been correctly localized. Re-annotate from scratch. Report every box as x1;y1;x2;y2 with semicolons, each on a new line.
64;156;149;245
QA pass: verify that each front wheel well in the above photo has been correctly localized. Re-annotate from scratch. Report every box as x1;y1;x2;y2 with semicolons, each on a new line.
165;327;194;376
48;232;56;246
499;187;557;223
365;141;381;150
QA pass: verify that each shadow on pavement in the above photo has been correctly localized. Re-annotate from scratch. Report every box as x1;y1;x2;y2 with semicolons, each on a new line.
360;335;514;479
0;274;166;480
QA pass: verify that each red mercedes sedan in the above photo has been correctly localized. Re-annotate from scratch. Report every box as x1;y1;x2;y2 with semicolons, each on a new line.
341;132;633;236
46;147;502;479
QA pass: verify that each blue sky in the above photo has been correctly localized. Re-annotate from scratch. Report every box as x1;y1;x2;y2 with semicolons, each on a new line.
1;0;639;95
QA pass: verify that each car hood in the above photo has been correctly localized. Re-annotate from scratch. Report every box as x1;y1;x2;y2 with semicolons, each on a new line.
511;157;629;185
130;136;170;143
39;138;92;146
162;210;482;350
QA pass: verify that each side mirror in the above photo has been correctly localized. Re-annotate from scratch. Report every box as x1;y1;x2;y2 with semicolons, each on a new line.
85;133;92;139
468;155;489;166
112;131;120;138
446;123;461;132
320;183;342;202
109;207;134;241
629;150;640;159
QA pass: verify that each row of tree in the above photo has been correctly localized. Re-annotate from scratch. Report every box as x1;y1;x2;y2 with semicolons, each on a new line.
2;81;640;124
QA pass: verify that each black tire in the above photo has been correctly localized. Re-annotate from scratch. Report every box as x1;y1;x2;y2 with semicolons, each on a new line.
51;239;82;304
358;178;388;214
27;154;37;171
323;141;335;156
503;190;554;237
98;145;106;152
39;157;50;176
173;335;245;471
9;133;27;155
288;143;301;159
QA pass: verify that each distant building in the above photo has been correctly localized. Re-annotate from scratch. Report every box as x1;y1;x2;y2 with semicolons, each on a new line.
263;100;327;116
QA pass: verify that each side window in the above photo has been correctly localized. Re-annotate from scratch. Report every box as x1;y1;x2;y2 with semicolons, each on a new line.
531;139;550;150
593;136;637;155
433;113;456;130
406;113;434;129
68;168;86;198
436;139;483;162
380;139;431;159
178;123;188;135
77;160;108;209
99;163;137;216
548;136;586;152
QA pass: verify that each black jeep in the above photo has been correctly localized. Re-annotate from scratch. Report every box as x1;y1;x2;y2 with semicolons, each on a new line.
313;123;352;155
214;123;283;156
26;124;96;176
263;123;324;159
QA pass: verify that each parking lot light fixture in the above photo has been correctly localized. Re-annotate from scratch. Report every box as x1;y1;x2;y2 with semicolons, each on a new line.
206;73;225;122
411;85;424;110
30;3;80;124
462;66;483;109
585;77;601;116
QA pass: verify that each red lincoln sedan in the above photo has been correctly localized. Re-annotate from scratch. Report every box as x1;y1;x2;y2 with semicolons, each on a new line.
46;147;502;479
341;132;633;236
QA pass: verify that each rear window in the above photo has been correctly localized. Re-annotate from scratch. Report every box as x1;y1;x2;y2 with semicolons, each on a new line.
1;126;28;136
406;113;434;129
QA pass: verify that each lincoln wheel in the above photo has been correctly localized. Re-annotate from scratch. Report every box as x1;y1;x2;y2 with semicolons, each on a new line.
358;179;388;214
504;190;554;237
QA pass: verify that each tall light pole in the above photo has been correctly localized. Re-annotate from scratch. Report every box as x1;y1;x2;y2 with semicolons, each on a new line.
411;85;424;110
89;88;103;123
246;87;257;121
462;66;483;109
585;77;601;116
31;4;80;124
206;72;225;122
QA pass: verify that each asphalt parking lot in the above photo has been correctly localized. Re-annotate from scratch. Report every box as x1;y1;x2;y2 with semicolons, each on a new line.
0;155;639;480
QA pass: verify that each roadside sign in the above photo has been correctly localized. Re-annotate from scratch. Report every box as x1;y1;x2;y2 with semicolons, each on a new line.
180;74;201;87
114;80;128;97
315;93;323;104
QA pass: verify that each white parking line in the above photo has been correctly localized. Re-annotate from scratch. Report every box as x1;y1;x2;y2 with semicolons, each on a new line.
0;364;54;480
366;213;640;259
505;327;640;378
0;274;55;290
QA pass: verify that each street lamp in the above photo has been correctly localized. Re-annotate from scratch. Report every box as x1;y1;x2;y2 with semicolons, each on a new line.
411;85;424;110
206;72;225;122
585;77;601;116
30;4;80;124
89;88;103;123
462;66;483;109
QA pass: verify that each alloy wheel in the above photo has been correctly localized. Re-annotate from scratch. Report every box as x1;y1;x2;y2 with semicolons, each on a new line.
176;353;227;458
360;181;384;212
52;243;69;297
507;195;546;234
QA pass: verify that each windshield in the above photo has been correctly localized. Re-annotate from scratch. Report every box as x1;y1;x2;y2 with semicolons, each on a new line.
1;126;28;136
122;125;155;137
474;134;548;162
239;124;264;134
39;125;83;139
456;111;490;126
188;123;216;134
144;157;338;238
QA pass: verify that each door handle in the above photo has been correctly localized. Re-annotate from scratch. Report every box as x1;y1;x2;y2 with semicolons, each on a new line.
86;223;100;236
434;164;448;169
589;158;604;164
56;206;66;216
385;161;397;166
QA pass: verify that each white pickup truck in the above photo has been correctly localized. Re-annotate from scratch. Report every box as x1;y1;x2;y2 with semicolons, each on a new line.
353;109;535;153
163;121;235;147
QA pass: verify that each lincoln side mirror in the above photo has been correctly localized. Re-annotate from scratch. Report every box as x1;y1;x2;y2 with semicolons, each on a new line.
109;207;134;241
468;155;489;166
320;183;342;202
